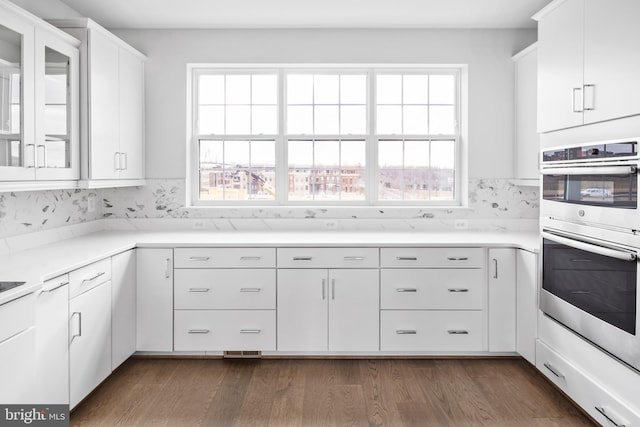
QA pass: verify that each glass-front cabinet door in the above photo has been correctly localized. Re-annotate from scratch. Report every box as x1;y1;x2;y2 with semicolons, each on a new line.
0;12;35;181
34;27;79;181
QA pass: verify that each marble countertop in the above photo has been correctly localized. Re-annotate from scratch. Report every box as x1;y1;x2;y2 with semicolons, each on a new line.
0;229;539;305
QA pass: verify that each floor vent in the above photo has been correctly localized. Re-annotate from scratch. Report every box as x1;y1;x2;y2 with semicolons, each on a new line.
223;351;262;359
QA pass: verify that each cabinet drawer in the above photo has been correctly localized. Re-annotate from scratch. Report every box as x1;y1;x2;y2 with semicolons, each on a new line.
381;269;483;310
0;292;35;343
277;248;379;268
536;340;640;426
174;310;276;351
69;258;111;298
380;310;484;352
174;269;275;309
174;248;275;268
380;247;483;268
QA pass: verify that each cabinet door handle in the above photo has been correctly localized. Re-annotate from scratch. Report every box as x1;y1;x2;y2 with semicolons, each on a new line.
543;362;565;379
240;288;262;293
572;87;583;113
344;256;365;261
396;330;417;335
493;258;498;279
114;152;121;170
165;258;171;279
70;312;82;341
448;288;469;293
187;288;210;292
188;329;210;334
447;257;468;261
321;278;326;300
240;329;262;334
82;271;105;284
583;84;596;111
240;256;262;261
396;257;417;261
447;330;469;335
594;406;625;427
120;152;128;170
293;257;312;261
331;279;336;300
396;288;417;293
188;256;210;261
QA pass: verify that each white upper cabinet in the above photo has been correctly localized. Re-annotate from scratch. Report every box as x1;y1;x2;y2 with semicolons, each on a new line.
535;0;640;133
50;19;146;187
0;1;80;188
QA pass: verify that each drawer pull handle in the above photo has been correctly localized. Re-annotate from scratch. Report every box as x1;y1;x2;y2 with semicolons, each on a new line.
594;406;625;427
396;330;417;335
82;271;105;283
240;256;262;261
396;257;417;261
447;330;469;335
396;288;417;293
543;362;565;379
447;257;469;261
189;256;210;261
188;329;210;334
240;288;262;293
188;288;210;293
344;256;365;261
165;258;171;279
293;257;312;261
448;288;469;293
41;281;69;293
240;329;262;334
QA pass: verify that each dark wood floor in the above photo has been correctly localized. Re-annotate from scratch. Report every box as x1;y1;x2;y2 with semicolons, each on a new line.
71;357;595;427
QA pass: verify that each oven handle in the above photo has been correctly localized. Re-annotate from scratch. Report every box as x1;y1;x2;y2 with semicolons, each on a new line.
541;165;637;175
542;231;637;262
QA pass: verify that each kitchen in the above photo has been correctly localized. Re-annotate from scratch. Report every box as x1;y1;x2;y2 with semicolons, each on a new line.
0;0;638;425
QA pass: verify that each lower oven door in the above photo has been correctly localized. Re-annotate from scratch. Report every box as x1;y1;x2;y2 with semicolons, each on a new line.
541;230;640;371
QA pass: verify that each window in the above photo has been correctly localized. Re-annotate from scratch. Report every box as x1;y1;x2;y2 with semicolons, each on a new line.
190;66;463;206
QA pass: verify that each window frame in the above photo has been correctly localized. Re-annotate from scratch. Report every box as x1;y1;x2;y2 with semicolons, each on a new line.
187;64;466;208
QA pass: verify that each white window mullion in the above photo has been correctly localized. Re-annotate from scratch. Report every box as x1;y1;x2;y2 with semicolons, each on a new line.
367;68;377;205
277;70;287;204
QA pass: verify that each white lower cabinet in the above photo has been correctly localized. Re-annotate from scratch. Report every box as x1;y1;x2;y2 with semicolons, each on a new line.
111;249;136;369
488;248;516;352
136;248;173;351
516;249;537;365
277;268;379;352
35;275;69;404
536;340;640;426
69;279;112;409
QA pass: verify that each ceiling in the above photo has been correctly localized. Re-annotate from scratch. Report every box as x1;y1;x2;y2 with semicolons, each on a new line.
57;0;551;29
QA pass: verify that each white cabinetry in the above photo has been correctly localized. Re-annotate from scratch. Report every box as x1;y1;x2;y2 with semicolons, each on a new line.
50;18;146;188
35;274;69;404
516;249;537;365
512;43;539;185
0;293;35;404
380;247;485;352
68;260;112;409
111;249;136;370
488;248;516;352
535;0;640;133
277;248;379;352
0;1;80;189
136;249;173;352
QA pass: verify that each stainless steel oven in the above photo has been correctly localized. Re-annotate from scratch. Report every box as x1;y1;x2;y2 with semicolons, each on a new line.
541;138;638;231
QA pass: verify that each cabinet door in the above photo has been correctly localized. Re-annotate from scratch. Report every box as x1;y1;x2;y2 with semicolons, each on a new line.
583;0;640;124
111;249;136;370
537;0;584;132
488;248;516;352
118;47;144;179
35;276;69;404
328;269;379;351
136;249;173;351
277;269;328;351
516;250;538;365
69;281;112;409
514;45;539;181
87;28;119;179
0;328;35;404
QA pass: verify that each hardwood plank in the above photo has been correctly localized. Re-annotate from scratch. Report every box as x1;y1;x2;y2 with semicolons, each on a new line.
268;360;306;427
358;359;404;427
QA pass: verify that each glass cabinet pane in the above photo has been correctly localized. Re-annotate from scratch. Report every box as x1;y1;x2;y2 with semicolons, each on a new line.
42;46;70;169
0;23;22;168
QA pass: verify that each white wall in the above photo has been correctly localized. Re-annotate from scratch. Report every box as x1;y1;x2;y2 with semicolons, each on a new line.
8;0;81;19
113;29;537;180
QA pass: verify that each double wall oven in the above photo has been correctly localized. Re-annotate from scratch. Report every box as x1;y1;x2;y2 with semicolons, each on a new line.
540;137;640;371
